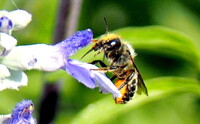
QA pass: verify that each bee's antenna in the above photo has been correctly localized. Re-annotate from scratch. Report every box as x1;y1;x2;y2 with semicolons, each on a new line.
81;48;94;59
103;17;109;34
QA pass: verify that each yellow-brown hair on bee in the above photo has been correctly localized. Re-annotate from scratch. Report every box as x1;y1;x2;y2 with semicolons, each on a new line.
82;19;148;104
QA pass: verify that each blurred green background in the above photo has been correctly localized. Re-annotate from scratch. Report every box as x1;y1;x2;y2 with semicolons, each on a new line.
0;0;200;124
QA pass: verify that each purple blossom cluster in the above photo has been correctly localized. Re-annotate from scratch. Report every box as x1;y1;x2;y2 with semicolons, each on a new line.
3;100;36;124
0;9;122;123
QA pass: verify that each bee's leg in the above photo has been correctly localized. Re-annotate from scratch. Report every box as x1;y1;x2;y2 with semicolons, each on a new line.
90;66;120;72
90;61;127;73
90;67;111;72
90;60;107;67
94;51;102;57
110;75;117;81
90;60;113;73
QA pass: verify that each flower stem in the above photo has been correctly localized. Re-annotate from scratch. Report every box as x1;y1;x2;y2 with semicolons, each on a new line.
53;0;71;44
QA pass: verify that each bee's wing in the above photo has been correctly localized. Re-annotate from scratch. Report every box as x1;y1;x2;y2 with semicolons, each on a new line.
137;72;148;96
132;60;148;96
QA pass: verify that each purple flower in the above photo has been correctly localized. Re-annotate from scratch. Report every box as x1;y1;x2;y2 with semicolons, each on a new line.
0;16;13;34
0;10;31;34
3;100;36;124
64;59;122;98
1;29;93;71
0;10;32;91
1;23;121;97
0;29;92;91
56;29;93;58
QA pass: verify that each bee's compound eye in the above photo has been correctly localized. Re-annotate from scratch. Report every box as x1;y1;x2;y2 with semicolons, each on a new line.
111;40;117;46
106;38;121;51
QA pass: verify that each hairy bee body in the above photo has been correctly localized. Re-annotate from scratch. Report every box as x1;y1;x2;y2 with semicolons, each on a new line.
84;33;148;104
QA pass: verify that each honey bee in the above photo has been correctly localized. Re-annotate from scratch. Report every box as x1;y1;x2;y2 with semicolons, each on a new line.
82;20;148;104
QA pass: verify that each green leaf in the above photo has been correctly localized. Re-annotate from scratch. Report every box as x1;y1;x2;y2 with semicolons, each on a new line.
114;26;200;70
151;0;200;49
76;26;200;79
71;77;200;124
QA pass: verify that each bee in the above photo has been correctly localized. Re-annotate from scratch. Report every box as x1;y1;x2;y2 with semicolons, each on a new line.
82;21;148;104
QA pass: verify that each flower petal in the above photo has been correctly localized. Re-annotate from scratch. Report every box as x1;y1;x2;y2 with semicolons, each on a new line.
64;59;97;88
0;33;17;56
0;64;10;78
7;10;32;30
0;10;31;31
55;29;93;58
0;16;13;34
0;10;8;16
1;29;93;71
3;100;36;124
92;71;122;98
0;70;27;91
1;44;64;71
63;59;122;97
0;114;10;124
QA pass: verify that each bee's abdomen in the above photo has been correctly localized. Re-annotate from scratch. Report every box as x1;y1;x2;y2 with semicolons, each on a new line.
114;71;138;104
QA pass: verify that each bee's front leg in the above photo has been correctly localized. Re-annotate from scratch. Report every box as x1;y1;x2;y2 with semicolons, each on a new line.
89;60;107;67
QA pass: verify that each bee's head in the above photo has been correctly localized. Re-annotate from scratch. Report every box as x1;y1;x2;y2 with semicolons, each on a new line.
81;33;121;59
99;33;122;51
